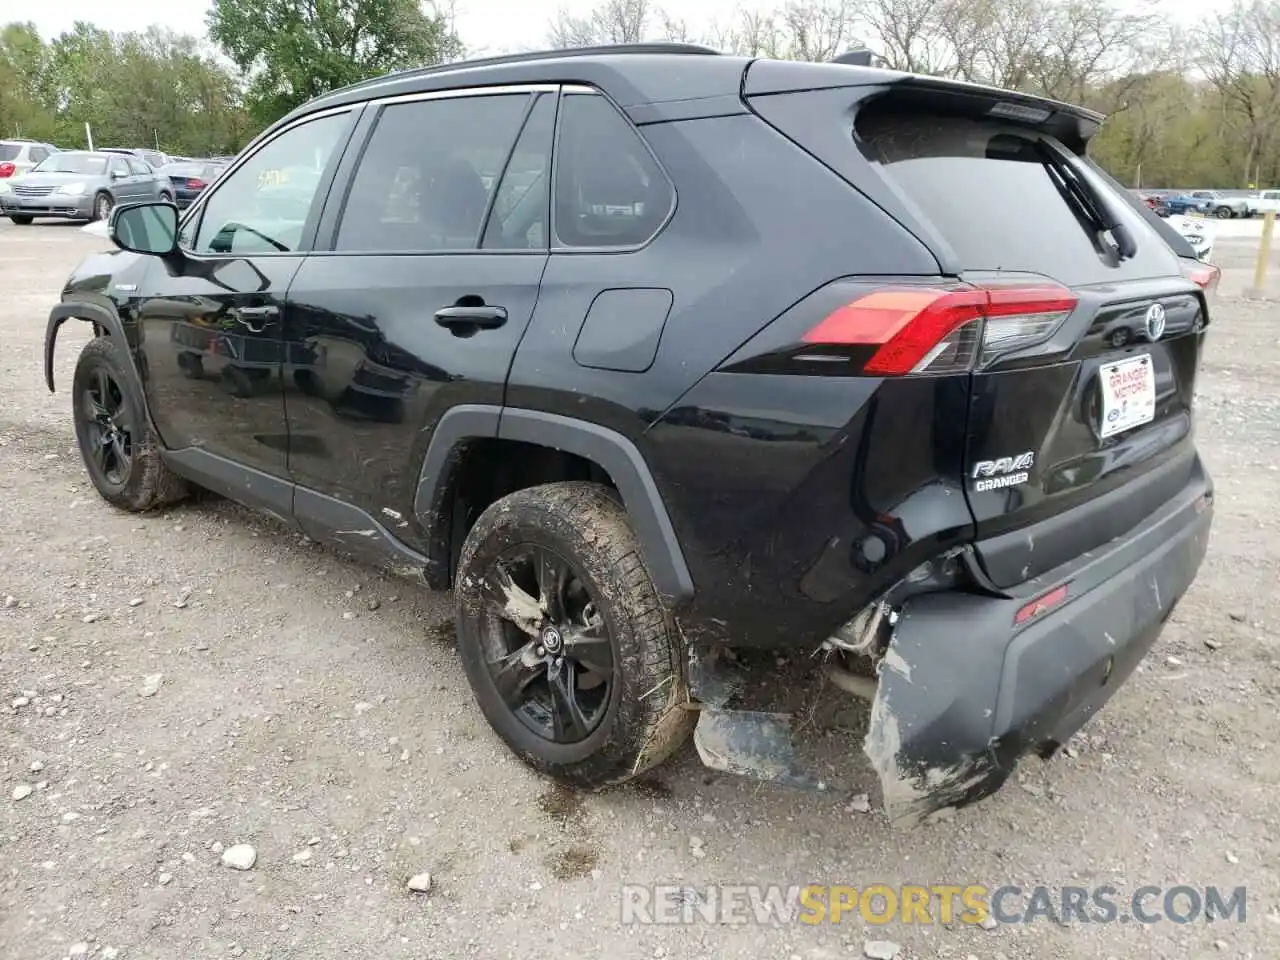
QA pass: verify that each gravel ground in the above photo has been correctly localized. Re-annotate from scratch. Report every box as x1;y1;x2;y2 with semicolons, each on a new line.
2;220;1279;960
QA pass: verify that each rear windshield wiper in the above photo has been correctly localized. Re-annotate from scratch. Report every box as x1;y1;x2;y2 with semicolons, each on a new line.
1033;139;1137;261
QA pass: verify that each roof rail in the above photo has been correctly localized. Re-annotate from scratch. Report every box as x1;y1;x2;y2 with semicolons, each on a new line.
331;42;721;97
831;49;879;67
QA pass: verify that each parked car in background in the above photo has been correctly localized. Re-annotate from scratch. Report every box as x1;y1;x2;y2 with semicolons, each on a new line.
1249;190;1280;217
1189;190;1251;219
99;147;169;171
1156;193;1213;217
158;159;227;208
0;138;59;178
0;150;173;224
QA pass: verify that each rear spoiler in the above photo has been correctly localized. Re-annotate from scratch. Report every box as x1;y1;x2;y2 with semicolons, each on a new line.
743;61;1103;151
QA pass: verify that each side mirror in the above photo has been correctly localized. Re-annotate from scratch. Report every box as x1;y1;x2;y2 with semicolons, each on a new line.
110;201;179;256
110;170;126;180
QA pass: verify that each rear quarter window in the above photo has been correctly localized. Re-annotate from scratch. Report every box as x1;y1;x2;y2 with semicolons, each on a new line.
856;112;1180;286
0;144;20;161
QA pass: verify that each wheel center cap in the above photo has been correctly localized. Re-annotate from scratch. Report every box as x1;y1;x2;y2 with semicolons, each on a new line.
540;625;563;654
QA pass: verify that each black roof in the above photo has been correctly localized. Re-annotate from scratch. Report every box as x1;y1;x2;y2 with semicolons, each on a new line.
276;43;756;129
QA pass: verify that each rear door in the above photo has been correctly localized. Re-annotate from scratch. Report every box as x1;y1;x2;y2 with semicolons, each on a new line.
854;106;1208;586
125;157;157;200
282;86;555;542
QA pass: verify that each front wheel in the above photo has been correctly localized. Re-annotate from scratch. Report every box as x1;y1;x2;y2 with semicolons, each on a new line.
1215;206;1234;219
91;192;113;222
72;337;188;512
454;482;694;789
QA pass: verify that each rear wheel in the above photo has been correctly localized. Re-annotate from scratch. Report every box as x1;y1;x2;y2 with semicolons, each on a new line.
454;482;694;788
1215;205;1234;219
72;337;188;512
9;215;33;225
159;191;173;204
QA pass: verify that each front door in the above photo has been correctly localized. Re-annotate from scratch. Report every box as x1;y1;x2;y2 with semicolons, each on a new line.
282;88;557;545
131;108;358;481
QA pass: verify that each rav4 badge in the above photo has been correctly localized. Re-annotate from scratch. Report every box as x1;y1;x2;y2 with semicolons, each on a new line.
972;452;1035;492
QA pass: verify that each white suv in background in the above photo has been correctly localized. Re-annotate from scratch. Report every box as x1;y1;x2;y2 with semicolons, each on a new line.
0;139;59;179
1249;190;1280;217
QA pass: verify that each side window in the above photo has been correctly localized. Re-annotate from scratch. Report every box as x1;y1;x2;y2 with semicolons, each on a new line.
333;93;530;252
29;147;48;164
481;94;555;250
553;92;673;248
191;111;350;255
127;157;150;176
109;158;130;179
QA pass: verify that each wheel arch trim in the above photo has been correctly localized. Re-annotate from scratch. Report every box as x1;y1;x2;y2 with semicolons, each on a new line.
413;405;695;604
46;301;138;394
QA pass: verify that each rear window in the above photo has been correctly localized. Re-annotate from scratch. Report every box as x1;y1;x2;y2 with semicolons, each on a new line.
856;112;1179;286
0;143;20;161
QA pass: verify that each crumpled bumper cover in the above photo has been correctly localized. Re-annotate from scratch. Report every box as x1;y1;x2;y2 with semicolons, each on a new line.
865;467;1213;824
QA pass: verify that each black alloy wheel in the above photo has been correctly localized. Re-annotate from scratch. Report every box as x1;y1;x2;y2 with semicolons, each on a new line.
477;544;614;744
78;366;133;488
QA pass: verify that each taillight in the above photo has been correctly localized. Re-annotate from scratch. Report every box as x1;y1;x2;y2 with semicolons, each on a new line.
1181;260;1220;296
186;178;206;190
802;283;1077;376
0;162;14;177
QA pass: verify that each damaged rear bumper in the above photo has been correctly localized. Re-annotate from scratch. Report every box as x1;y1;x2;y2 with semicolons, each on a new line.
867;463;1213;824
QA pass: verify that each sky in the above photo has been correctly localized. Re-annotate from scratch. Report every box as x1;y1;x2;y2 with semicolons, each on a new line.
14;0;1227;60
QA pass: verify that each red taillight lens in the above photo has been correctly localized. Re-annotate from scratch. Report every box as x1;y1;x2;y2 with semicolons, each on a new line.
1181;260;1220;295
803;283;1077;376
0;162;15;177
186;178;206;190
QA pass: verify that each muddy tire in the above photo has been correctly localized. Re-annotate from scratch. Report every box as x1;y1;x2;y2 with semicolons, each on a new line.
454;481;693;789
72;337;188;512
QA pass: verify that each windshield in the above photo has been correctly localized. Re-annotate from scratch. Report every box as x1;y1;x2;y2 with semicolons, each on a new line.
0;144;20;161
34;154;107;175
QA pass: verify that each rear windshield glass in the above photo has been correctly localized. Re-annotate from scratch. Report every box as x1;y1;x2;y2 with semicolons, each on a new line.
856;112;1179;286
34;154;108;175
0;144;20;161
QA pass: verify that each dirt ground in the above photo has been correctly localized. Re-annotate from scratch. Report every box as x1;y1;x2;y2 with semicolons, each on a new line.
2;219;1278;960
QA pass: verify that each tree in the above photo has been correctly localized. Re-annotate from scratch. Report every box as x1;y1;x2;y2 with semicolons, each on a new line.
1198;0;1280;186
547;0;652;47
207;0;463;125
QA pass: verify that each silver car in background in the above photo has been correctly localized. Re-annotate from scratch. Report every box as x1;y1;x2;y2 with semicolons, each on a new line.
0;150;173;225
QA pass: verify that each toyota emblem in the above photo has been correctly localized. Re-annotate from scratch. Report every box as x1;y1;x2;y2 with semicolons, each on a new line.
1144;302;1166;341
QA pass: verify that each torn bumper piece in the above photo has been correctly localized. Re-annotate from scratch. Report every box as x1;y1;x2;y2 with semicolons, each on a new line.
686;470;1212;823
867;474;1213;825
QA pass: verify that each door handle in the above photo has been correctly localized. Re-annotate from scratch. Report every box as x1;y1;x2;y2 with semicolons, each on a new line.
234;305;279;334
434;304;508;331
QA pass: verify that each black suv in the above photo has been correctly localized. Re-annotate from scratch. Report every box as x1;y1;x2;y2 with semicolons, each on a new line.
44;43;1218;823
